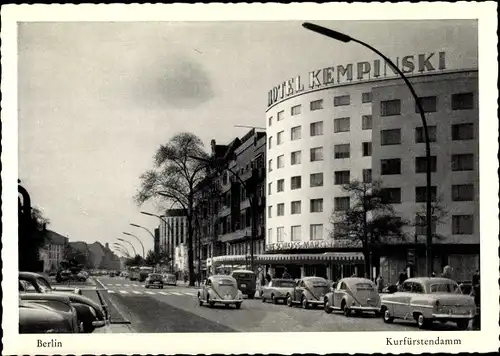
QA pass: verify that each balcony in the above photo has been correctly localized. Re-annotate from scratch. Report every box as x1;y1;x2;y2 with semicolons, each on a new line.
218;205;231;218
240;198;251;210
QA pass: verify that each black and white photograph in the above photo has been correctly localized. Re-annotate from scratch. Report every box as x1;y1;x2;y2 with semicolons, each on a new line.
2;2;498;354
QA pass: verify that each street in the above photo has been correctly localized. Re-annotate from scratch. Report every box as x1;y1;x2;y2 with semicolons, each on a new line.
96;277;465;333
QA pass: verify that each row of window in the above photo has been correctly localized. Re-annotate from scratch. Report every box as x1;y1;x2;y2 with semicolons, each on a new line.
268;198;328;218
268;214;475;244
381;153;475;175
380;123;474;145
268;92;475;127
268;170;353;194
268;93;372;126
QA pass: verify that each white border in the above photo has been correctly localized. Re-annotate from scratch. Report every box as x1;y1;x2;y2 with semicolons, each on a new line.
2;2;498;354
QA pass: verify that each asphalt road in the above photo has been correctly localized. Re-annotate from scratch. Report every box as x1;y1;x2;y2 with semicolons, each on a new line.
96;276;468;333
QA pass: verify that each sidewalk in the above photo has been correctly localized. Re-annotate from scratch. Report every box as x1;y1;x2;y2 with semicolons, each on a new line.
93;323;134;333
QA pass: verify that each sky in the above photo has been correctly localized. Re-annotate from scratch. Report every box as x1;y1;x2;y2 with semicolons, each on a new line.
18;20;478;255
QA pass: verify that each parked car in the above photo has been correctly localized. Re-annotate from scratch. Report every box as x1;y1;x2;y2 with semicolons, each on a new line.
324;277;381;316
261;278;295;304
162;273;177;286
19;271;109;333
380;277;475;330
458;281;473;295
231;269;256;299
286;277;330;309
145;273;164;288
19;297;79;334
198;275;243;309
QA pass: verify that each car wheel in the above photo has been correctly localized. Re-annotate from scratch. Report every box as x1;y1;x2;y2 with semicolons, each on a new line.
82;321;95;333
456;319;469;330
248;293;255;300
416;313;430;329
382;307;394;323
271;294;278;304
262;296;266;303
324;298;332;314
198;294;203;306
301;296;309;309
286;295;293;307
207;295;214;308
235;302;242;309
145;285;149;288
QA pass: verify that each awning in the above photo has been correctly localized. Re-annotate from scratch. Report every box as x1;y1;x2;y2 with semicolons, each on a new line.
211;252;364;266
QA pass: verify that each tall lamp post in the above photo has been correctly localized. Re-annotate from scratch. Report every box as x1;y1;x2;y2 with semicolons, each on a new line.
189;155;258;272
122;231;145;258
141;211;176;272
113;244;131;258
302;22;434;276
117;238;137;256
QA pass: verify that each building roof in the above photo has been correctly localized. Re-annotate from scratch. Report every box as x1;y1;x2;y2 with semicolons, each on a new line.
45;230;68;246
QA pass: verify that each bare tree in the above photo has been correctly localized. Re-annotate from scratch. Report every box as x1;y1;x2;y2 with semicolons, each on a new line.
330;180;409;277
135;132;209;286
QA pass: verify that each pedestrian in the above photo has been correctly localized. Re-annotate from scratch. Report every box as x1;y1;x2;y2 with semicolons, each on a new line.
397;269;407;285
431;271;436;277
376;275;385;293
471;270;480;330
265;272;271;284
282;269;291;279
441;265;453;279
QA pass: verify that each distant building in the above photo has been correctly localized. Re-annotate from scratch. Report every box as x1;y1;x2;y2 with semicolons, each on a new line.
159;209;188;271
39;230;68;272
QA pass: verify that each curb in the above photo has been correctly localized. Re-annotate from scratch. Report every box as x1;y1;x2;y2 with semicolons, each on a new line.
95;278;134;330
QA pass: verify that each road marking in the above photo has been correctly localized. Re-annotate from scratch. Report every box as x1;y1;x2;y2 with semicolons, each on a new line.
132;291;142;294
124;284;130;287
115;284;122;286
144;291;155;295
108;290;115;294
170;292;182;296
120;290;128;294
158;292;169;295
185;292;196;296
107;284;113;286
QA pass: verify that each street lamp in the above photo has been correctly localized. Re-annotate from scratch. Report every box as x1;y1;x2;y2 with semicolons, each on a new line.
302;22;434;276
113;244;131;258
117;238;137;256
141;211;175;272
189;155;258;272
122;231;145;258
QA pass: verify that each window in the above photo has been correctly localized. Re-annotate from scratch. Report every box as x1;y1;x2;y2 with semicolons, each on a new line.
277;155;284;169
291;105;301;116
268;136;272;149
415;215;437;236
334;197;350;211
310;198;323;213
363;169;372;183
334;117;350;132
277;179;284;192
451;92;474;110
310;224;324;240
415;96;437;113
415;186;437;202
291;126;301;140
334;144;350;159
415;156;437;173
277;227;285;242
362;92;372;103
362;142;372;157
291;151;301;165
381;188;402;204
277;131;284;145
310;173;324;187
277;204;285;216
381;129;401;145
291;201;301;214
452;215;474;234
310;147;324;161
268;159;272;172
452;184;474;201
310;99;323;111
268;206;272;218
268;182;272;195
415;126;437;143
452;154;474;171
291;225;302;241
268;116;272;127
452;123;474;140
334;170;350;185
334;95;350;106
362;115;372;130
310;121;324;136
267;228;272;243
381;99;401;116
291;176;302;190
277;110;285;121
380;158;401;175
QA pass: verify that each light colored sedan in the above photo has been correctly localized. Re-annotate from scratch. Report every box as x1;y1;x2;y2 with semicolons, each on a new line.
261;279;295;304
198;275;244;309
324;277;381;316
380;277;475;330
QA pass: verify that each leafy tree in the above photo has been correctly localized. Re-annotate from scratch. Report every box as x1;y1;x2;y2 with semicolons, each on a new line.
330;180;409;277
135;132;209;286
125;254;144;267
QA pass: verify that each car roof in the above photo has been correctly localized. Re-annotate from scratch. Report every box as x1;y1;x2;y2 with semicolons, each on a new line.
211;275;236;280
271;278;295;282
19;271;44;280
231;270;254;274
303;277;327;281
340;277;375;285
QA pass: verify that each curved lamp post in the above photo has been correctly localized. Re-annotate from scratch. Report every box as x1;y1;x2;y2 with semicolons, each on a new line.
302;22;434;277
122;231;145;258
117;238;137;256
113;244;131;258
141;211;175;271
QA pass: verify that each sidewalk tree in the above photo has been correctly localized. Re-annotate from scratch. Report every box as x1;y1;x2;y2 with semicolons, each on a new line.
135;132;209;286
125;254;145;267
330;180;409;277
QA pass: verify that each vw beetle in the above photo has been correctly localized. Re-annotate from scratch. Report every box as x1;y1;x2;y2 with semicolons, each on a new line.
324;277;381;316
198;275;244;309
19;296;80;333
261;278;295;304
286;277;330;309
19;271;108;333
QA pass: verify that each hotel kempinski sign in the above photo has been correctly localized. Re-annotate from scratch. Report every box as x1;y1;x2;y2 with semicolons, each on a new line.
267;52;447;107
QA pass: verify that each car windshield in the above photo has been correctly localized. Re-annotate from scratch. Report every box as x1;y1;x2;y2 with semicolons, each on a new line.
355;283;375;291
149;274;162;280
274;281;295;288
216;278;235;286
36;278;52;292
233;273;254;279
430;282;460;293
309;279;327;287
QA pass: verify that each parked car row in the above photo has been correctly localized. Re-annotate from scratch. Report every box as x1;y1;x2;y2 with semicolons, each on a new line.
19;271;109;333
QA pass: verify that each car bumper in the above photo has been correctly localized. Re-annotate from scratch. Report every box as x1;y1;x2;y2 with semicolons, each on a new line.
211;298;243;304
92;320;107;328
308;300;324;305
432;313;474;319
350;306;380;312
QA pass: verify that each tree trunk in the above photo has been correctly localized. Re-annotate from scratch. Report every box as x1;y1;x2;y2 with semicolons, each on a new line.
187;195;195;286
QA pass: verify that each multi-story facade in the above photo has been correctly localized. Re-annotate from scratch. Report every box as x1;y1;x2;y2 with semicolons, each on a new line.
158;209;188;272
39;230;68;273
